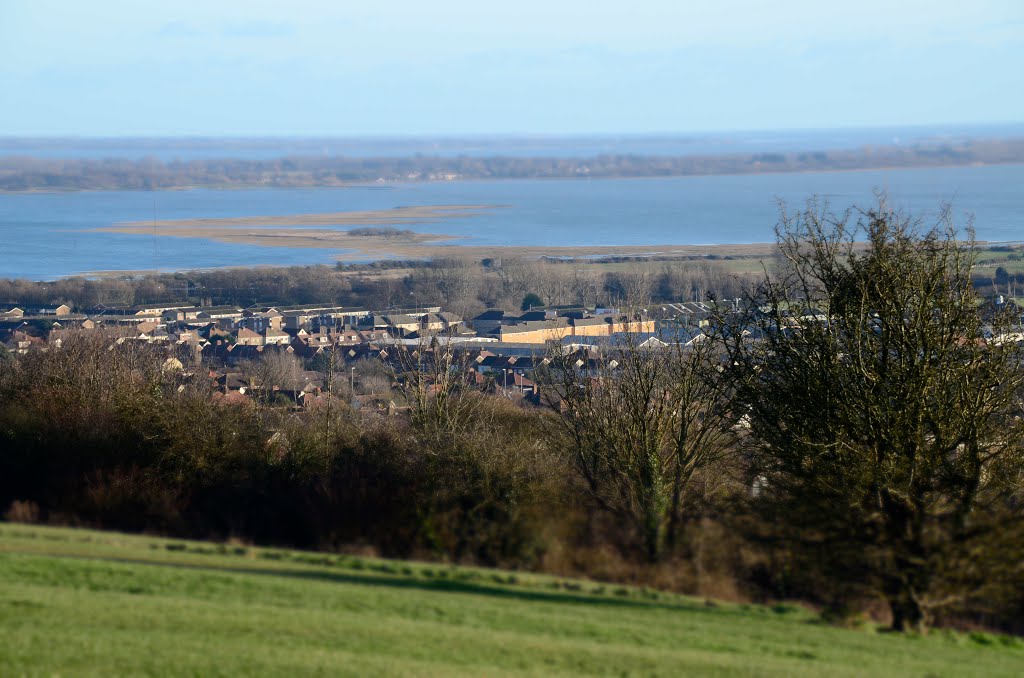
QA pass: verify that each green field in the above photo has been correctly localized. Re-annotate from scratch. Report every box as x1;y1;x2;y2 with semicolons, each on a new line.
1;524;1021;677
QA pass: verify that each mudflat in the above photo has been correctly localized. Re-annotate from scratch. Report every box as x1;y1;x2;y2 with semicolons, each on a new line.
104;204;495;230
97;204;784;262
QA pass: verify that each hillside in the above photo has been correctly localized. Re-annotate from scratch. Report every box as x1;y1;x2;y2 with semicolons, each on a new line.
0;524;1021;677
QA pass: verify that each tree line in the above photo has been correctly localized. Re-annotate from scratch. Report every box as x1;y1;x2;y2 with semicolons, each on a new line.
0;256;762;318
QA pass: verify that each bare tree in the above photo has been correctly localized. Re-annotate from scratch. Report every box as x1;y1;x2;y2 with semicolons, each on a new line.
240;350;304;405
389;337;486;445
539;330;735;561
530;261;573;308
570;268;602;308
494;257;534;306
353;356;391;397
421;256;480;315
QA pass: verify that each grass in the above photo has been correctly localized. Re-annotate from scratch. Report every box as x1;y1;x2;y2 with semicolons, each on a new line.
974;246;1024;276
1;524;1022;676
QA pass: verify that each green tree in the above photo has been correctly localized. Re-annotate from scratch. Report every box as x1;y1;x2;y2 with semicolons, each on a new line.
722;199;1024;631
521;292;543;311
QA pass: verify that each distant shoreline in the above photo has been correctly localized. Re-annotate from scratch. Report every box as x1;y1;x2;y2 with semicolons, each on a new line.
6;159;1021;196
4;161;1019;196
3;137;1023;193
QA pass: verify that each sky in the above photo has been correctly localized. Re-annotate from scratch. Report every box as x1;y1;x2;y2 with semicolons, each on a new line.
1;0;1022;137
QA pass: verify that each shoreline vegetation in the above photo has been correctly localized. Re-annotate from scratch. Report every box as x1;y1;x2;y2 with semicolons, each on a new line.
2;137;1023;192
57;240;1024;285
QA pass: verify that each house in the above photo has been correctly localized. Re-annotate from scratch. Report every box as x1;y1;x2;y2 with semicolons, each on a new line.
498;318;572;343
437;311;464;331
419;313;446;332
202;342;296;366
237;310;283;333
567;316;609;337
96;315;163;329
496;372;535;395
215;371;250;393
660;301;717;327
281;310;315;331
335;327;363;344
357;329;390;343
235;328;263;346
382;314;421;334
289;337;325;359
476;354;513;374
57;317;97;331
279;305;364;330
335;308;372;326
263;328;291;346
269;372;327;406
131;303;193;316
0;303;70;317
162;307;203;322
195;306;243;322
19;304;72;317
471;309;515;335
134;321;160;336
2;330;43;354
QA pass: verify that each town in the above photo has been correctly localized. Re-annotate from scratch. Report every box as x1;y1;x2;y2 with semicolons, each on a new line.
0;297;709;410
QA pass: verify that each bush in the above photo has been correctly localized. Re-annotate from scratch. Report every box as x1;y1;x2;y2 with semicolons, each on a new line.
4;499;40;524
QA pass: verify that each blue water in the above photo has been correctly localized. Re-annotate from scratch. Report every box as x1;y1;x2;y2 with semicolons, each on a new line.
0;163;1021;280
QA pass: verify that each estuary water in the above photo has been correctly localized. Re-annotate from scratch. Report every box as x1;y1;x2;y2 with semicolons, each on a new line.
0;163;1021;280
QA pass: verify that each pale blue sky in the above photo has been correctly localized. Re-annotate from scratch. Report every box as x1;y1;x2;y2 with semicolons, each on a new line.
1;0;1022;136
